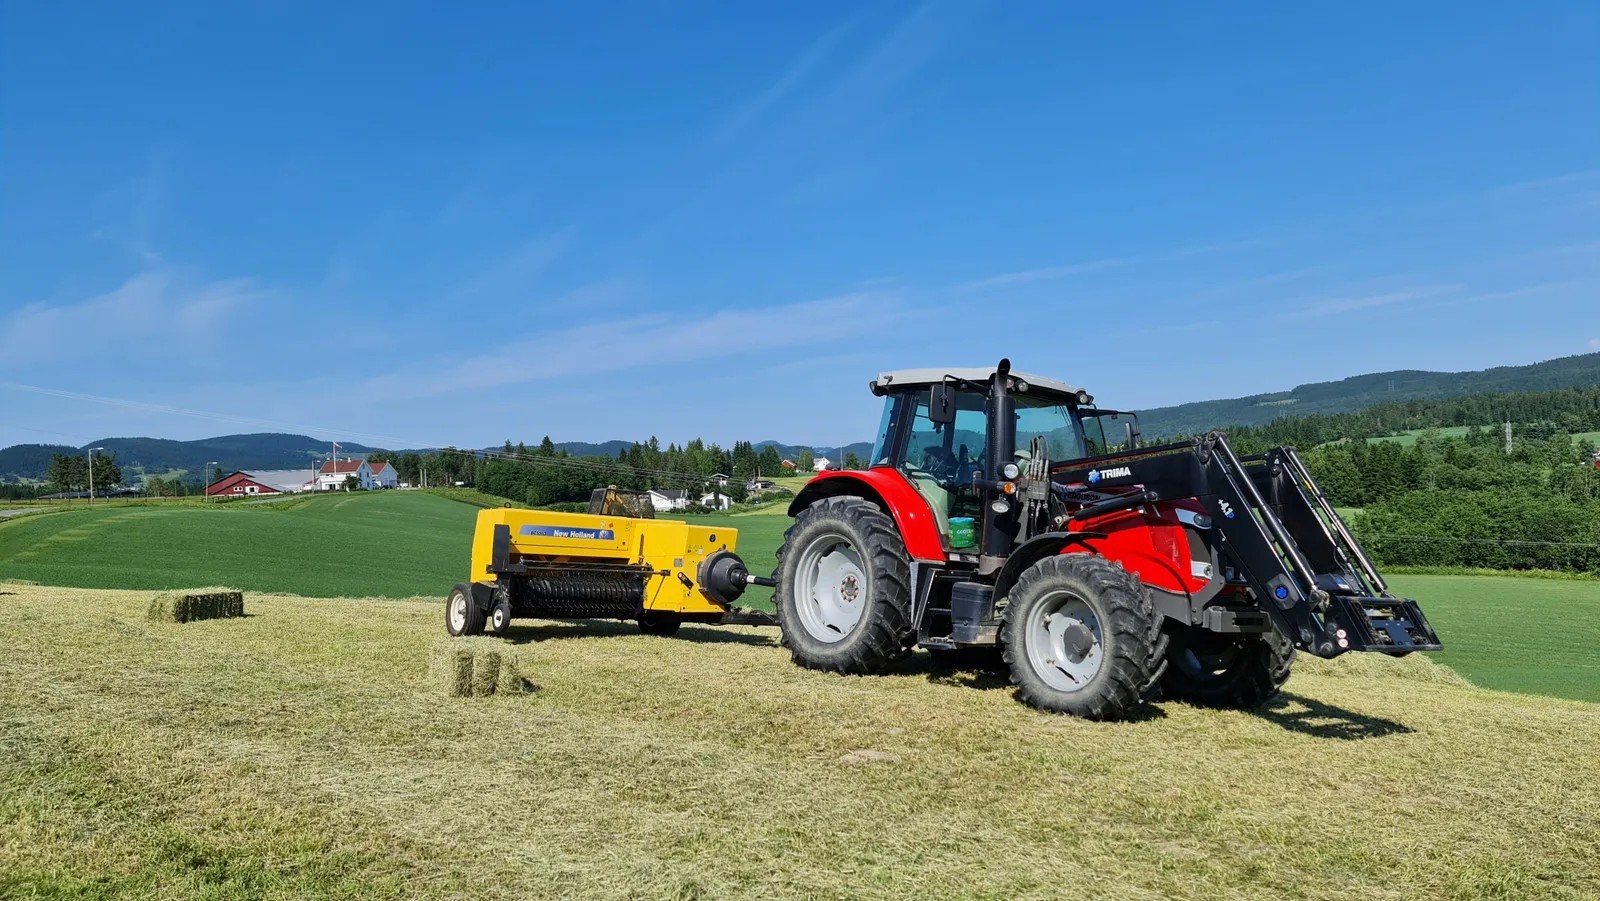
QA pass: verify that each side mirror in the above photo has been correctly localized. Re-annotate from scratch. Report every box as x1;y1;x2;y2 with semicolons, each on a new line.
1125;421;1141;449
929;383;957;425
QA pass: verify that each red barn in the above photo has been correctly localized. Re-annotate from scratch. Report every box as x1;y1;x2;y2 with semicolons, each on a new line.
205;472;284;498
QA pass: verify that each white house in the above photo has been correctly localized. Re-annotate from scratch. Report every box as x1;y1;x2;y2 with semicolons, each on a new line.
698;492;733;511
710;473;731;488
368;461;398;489
648;488;690;512
812;456;832;472
316;459;371;491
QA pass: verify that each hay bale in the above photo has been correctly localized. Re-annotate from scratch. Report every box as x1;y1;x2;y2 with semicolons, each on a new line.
428;637;535;698
146;588;245;623
147;593;182;623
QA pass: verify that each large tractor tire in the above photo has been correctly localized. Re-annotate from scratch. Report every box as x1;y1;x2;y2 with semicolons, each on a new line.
775;496;913;675
1159;626;1294;709
999;554;1158;721
446;583;486;637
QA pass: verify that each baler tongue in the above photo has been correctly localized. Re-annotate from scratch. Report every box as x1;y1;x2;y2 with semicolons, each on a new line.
1321;595;1442;655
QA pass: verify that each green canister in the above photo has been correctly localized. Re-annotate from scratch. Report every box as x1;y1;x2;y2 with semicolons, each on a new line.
948;517;977;549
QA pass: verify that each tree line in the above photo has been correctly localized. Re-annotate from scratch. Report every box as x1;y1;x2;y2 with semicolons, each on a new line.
1194;386;1600;574
366;438;857;508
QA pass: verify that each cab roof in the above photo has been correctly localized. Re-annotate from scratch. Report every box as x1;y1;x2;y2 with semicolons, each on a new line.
871;367;1091;404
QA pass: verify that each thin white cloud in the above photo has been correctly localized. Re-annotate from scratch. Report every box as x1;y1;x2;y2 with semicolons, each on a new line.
449;229;576;302
708;16;862;146
1276;285;1458;321
1490;169;1600;197
958;258;1132;291
0;271;262;368
1589;338;1600;351
363;289;907;398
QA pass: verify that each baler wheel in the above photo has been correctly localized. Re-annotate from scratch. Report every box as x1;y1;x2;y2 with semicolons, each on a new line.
638;612;682;637
446;583;486;637
489;596;513;636
775;496;913;675
1159;626;1294;709
1000;554;1157;721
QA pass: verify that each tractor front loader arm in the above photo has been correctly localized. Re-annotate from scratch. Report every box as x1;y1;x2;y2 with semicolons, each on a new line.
1052;432;1442;659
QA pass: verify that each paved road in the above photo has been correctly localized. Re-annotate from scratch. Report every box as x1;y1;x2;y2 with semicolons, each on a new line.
0;508;40;518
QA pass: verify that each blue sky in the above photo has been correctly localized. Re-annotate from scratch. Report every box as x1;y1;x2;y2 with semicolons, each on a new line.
1;1;1596;452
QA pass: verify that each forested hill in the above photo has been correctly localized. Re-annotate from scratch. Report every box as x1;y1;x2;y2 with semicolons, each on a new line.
0;434;378;481
1137;352;1600;438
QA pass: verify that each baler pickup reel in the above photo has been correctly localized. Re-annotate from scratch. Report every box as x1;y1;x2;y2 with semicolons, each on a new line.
1054;432;1442;659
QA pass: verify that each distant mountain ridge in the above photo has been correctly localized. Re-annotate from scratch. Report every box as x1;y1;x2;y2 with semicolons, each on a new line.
1135;352;1600;438
0;433;378;482
5;352;1597;482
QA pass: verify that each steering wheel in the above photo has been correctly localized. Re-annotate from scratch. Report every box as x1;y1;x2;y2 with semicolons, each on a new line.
919;446;959;482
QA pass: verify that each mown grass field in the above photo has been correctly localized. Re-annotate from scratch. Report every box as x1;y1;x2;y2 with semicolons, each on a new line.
0;491;476;598
4;491;1598;702
2;585;1597;899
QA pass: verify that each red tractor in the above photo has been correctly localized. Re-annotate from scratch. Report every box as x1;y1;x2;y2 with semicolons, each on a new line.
774;360;1441;720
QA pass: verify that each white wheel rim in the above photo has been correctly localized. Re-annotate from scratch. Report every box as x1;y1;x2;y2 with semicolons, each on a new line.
792;534;868;643
449;593;467;632
493;605;509;630
1024;591;1105;693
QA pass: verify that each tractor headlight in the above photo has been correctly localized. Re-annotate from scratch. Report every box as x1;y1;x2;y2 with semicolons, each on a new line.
990;498;1011;515
1001;462;1021;480
1192;514;1213;529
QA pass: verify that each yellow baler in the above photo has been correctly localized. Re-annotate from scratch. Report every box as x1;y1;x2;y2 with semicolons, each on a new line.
445;507;774;637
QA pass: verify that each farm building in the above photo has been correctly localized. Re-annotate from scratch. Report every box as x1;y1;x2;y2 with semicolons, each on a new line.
247;470;318;493
205;472;283;498
648;488;690;511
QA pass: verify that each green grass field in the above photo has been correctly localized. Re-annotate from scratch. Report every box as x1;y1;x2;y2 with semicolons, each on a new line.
3;491;1598;703
1365;426;1600;447
0;491;476;598
2;585;1597;899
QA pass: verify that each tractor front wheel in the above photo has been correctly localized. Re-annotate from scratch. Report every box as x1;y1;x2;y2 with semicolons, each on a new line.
1159;626;1294;709
775;496;913;675
1000;554;1157;720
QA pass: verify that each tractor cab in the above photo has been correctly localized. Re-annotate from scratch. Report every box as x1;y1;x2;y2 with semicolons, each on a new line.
866;362;1134;554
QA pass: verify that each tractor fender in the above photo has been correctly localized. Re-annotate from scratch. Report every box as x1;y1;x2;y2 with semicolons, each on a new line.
788;469;946;561
990;532;1104;606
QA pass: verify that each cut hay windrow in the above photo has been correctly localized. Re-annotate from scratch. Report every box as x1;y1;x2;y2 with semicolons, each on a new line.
147;588;245;623
427;637;534;698
1296;649;1475;688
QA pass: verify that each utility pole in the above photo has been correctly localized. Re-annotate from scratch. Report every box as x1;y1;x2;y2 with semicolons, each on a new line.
86;447;105;504
204;461;219;501
1504;421;1513;456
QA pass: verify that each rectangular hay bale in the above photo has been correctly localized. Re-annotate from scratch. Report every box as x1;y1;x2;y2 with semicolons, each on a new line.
146;588;245;623
428;637;534;698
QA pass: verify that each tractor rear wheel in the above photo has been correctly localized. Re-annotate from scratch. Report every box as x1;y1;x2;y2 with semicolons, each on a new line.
446;583;486;637
775;496;913;675
1159;626;1294;709
1000;554;1157;720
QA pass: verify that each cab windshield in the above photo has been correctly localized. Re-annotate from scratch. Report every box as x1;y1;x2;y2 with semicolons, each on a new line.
1014;394;1087;463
